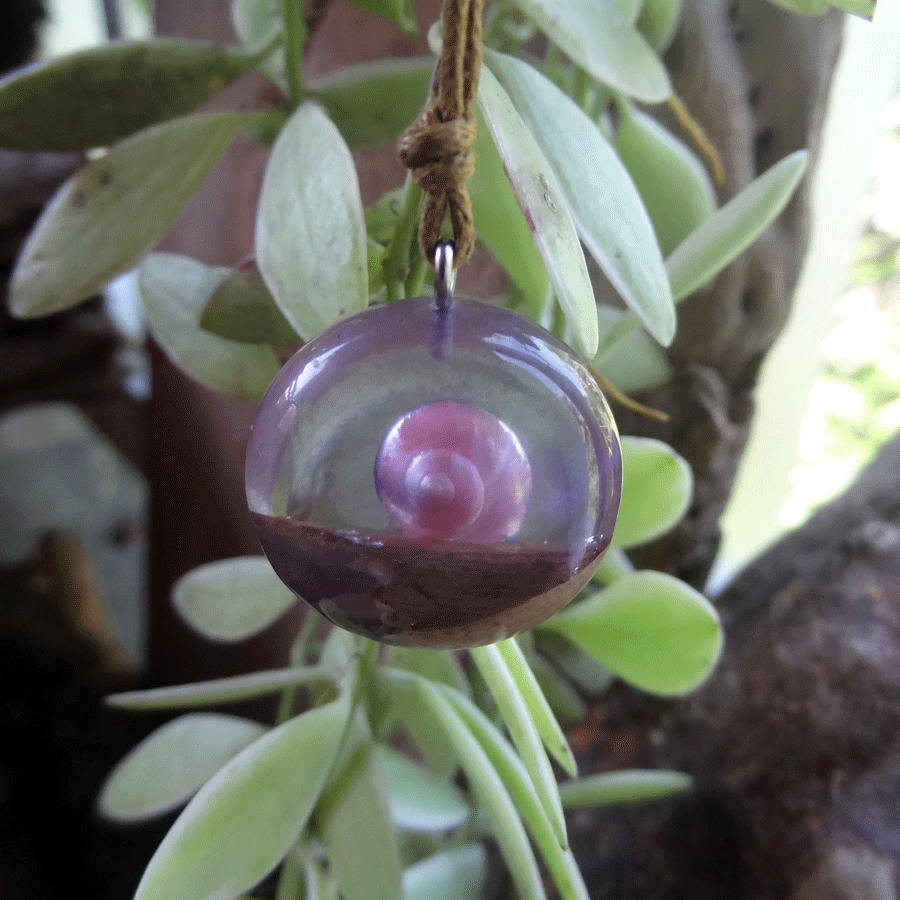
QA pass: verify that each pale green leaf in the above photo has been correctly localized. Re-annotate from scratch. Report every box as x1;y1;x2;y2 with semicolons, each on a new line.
827;0;875;17
666;150;808;301
509;0;670;101
0;41;262;151
536;633;614;695
477;67;597;357
376;745;470;832
172;556;297;643
384;646;470;697
387;685;459;778
542;571;723;696
10;112;250;318
592;305;673;395
138;253;281;401
98;714;266;823
495;638;577;776
471;103;552;315
615;0;644;21
614;105;716;257
135;697;350;900
559;770;692;809
317;725;402;900
636;0;684;50
764;0;828;11
591;546;636;587
486;50;675;347
470;645;567;847
402;846;488;900
414;679;547;900
613;437;693;548
437;685;590;900
309;58;432;150
106;666;330;711
199;265;300;349
345;0;418;32
256;102;368;341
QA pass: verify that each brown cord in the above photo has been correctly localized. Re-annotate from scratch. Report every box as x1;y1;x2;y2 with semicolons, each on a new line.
397;0;483;266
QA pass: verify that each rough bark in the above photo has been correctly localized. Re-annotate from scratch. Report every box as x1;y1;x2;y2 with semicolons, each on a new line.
569;430;900;900
618;0;843;588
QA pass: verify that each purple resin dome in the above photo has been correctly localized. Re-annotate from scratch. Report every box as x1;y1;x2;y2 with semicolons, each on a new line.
246;296;621;649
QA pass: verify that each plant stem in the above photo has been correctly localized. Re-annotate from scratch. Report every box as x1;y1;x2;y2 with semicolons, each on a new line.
275;846;304;900
282;0;307;102
382;173;424;302
276;685;299;724
572;66;592;112
291;610;323;666
404;248;429;298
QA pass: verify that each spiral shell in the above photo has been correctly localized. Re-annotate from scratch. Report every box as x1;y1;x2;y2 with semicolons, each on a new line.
374;401;532;541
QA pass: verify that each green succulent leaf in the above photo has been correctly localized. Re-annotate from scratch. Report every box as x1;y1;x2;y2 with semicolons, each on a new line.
138;253;281;401
525;652;588;725
384;681;459;778
384;646;471;696
636;0;684;50
436;684;590;900
592;306;673;395
613;437;693;548
316;720;402;900
344;0;418;31
827;0;876;17
10;111;251;319
106;665;331;711
0;40;263;151
134;697;350;900
98;714;266;823
666;150;808;301
172;556;297;643
376;744;470;832
470;645;568;847
613;104;716;257
308;58;432;150
199;265;300;350
541;571;723;696
402;846;488;900
591;546;636;587
509;0;670;101
256;101;368;342
615;0;644;21
477;66;598;357
471;103;552;316
412;678;548;900
535;633;614;695
486;49;676;347
559;770;693;809
763;0;827;11
495;638;577;776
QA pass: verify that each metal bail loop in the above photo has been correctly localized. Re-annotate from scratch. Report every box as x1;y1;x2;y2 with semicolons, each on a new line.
434;240;456;312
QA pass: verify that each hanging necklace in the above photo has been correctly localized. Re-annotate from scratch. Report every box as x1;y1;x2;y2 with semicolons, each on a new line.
245;0;622;649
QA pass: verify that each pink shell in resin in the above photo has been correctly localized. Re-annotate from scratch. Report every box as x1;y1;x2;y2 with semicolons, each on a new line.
374;401;532;541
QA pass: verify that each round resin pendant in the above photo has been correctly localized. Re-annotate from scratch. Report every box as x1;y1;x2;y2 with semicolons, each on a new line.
246;296;621;648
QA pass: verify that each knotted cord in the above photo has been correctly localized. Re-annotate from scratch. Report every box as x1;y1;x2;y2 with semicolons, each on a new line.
397;0;484;267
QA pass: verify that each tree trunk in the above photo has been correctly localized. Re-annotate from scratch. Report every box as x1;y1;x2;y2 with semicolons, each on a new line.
569;428;900;900
619;0;843;588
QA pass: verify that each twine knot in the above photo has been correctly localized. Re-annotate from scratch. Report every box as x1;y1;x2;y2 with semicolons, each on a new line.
398;0;483;268
398;106;477;263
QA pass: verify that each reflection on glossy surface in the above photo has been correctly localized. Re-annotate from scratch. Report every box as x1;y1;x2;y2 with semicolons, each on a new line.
246;297;621;648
